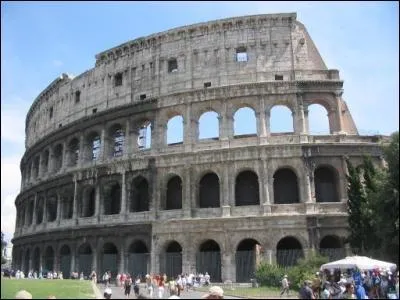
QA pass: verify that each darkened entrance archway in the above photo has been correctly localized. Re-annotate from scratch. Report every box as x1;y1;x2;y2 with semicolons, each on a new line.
276;237;304;267
77;243;92;277
44;246;54;273
101;243;118;279
235;171;259;206
24;249;30;275
196;240;221;282
236;239;260;282
199;173;220;208
166;176;182;209
161;241;182;279
273;168;299;204
103;183;121;215
60;245;71;279
130;176;150;212
319;235;345;261
315;166;339;202
128;241;149;278
33;248;40;273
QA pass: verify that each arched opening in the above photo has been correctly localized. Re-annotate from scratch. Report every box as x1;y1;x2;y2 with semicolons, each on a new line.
87;132;101;161
236;239;261;282
138;120;152;150
46;195;57;222
53;144;63;172
24;249;30;275
67;138;80;167
27;200;34;226
273;168;299;204
308;104;330;135
33;156;40;179
101;243;118;279
41;150;49;174
270;105;294;134
128;241;149;278
130;176;149;212
199;111;219;140
162;241;182;279
61;193;73;219
60;245;71;279
276;237;304;267
103;183;121;215
315;166;339;202
166;176;182;210
234;107;257;136
36;197;44;224
109;124;125;157
199;173;220;208
196;240;221;282
167;115;184;145
77;243;92;278
44;246;54;273
33;248;40;273
81;186;95;217
319;235;345;261
235;171;259;206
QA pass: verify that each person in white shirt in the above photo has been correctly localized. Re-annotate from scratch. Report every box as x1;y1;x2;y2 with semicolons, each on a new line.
204;272;210;286
280;274;290;297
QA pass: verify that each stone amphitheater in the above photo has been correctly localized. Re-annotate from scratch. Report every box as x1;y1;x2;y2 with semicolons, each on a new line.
12;13;386;283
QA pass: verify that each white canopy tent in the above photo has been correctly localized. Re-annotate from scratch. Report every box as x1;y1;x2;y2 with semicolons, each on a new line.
320;256;397;272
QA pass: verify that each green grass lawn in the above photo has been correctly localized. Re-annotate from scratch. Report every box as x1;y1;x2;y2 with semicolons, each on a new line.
1;278;96;299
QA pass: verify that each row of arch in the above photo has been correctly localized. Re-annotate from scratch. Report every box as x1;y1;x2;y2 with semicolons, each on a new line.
23;103;333;188
17;165;339;227
15;235;344;282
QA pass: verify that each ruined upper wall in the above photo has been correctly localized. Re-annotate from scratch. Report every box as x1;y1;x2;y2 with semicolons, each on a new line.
25;13;335;149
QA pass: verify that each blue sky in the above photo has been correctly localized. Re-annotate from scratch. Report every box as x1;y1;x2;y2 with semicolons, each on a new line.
1;1;399;242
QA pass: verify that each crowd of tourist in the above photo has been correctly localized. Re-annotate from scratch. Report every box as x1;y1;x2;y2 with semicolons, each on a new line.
281;268;400;299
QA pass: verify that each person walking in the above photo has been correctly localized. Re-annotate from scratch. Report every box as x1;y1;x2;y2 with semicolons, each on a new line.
280;274;290;297
124;275;133;299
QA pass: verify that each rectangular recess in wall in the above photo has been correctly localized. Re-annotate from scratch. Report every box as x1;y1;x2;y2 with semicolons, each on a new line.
275;75;284;80
204;82;211;88
92;108;97;114
140;94;147;100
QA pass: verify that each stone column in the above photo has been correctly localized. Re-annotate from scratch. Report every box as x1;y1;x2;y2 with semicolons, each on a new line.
150;237;160;274
265;249;273;264
73;178;79;220
70;244;76;274
48;147;55;174
92;245;98;275
221;251;234;282
43;195;48;225
57;192;62;225
334;91;344;134
118;240;125;274
54;244;60;272
100;127;106;162
219;103;228;141
297;93;307;135
265;111;271;137
340;156;348;203
304;108;309;134
124;119;131;157
61;141;67;170
95;183;101;219
32;193;37;228
184;165;192;218
221;163;231;217
38;154;43;178
120;171;127;216
258;97;267;138
261;159;271;215
184;104;193;151
78;135;85;167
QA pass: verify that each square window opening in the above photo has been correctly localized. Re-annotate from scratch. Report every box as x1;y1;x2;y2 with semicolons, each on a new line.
92;108;97;114
140;94;147;100
204;82;211;88
168;58;178;73
115;73;123;86
275;75;284;80
49;107;53;119
236;47;248;62
75;91;81;103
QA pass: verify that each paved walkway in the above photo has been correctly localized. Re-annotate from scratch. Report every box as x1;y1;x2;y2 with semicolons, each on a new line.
94;283;241;299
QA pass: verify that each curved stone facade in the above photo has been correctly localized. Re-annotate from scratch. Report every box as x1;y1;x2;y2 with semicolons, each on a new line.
13;13;385;282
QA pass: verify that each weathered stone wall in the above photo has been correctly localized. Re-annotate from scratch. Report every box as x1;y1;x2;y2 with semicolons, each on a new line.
13;13;387;282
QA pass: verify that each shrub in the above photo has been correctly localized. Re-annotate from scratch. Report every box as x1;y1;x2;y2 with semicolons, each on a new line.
255;253;329;290
255;261;285;287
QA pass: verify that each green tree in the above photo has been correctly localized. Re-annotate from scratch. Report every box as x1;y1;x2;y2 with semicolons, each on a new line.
1;231;7;265
346;158;366;251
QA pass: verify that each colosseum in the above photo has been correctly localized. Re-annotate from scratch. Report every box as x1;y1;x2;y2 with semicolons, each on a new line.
12;13;386;282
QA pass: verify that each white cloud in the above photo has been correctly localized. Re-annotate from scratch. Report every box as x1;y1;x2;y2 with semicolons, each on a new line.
52;59;63;67
1;155;21;239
